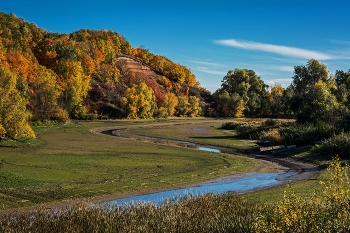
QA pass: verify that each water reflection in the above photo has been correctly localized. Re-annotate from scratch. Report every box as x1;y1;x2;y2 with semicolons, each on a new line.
102;170;296;207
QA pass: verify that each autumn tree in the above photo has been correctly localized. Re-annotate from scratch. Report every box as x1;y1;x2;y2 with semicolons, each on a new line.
121;83;156;119
175;95;201;117
157;93;178;118
0;66;35;138
270;84;284;115
60;61;91;118
29;65;62;120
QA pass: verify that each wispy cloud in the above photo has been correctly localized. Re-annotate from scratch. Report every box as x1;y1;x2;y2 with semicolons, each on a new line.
264;78;293;87
195;67;227;76
275;66;295;72
189;60;227;69
330;39;350;46
214;39;334;60
189;60;227;76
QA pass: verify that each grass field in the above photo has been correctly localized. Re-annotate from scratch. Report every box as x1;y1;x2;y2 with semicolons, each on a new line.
0;118;265;212
2;118;349;232
126;119;259;150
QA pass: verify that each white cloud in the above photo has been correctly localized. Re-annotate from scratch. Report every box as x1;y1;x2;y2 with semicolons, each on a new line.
195;67;227;76
214;39;334;60
276;66;295;72
330;39;350;46
189;60;227;69
189;60;228;76
264;78;293;88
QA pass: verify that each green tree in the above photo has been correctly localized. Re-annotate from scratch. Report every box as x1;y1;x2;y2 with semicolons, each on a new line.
282;85;295;115
292;59;338;123
0;66;35;138
336;69;350;107
215;69;268;116
212;90;245;117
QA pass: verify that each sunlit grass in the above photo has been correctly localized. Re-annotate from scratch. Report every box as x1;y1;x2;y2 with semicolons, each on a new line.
2;157;348;233
0;118;261;211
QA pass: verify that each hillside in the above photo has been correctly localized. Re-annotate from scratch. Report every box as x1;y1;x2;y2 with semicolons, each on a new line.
0;12;211;123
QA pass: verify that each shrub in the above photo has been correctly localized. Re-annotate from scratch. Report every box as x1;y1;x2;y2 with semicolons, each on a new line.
259;128;284;145
279;123;322;145
312;132;350;158
263;118;279;127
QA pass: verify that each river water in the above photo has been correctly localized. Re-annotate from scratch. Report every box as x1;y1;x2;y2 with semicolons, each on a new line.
99;129;300;207
102;170;296;207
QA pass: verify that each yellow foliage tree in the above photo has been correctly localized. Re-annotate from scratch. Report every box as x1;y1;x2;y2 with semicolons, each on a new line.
62;61;91;117
176;95;202;117
30;65;61;120
0;66;35;138
121;83;156;119
158;93;178;117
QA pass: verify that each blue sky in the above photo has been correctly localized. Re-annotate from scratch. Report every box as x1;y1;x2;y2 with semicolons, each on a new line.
2;0;350;92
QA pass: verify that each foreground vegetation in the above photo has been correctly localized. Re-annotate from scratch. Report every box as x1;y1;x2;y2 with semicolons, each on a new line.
1;157;348;233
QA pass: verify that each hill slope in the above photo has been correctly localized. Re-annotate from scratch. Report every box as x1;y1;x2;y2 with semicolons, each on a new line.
0;12;211;120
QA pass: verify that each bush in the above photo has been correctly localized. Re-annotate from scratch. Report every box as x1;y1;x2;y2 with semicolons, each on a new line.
51;108;69;122
279;123;323;145
312;132;350;158
259;128;284;145
263;118;279;127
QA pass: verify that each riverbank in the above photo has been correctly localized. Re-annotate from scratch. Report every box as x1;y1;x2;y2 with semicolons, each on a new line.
89;123;321;204
0;120;320;216
0;120;261;215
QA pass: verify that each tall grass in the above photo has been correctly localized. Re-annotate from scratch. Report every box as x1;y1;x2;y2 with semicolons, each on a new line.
0;157;350;233
2;157;350;233
1;194;257;233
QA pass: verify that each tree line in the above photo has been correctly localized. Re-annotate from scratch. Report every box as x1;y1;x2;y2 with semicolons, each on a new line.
213;58;350;132
1;12;350;140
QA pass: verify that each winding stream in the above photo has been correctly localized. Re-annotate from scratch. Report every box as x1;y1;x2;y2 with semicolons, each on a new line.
95;127;314;207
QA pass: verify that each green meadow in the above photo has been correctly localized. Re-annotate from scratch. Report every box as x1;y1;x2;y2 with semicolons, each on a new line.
0;118;264;212
3;118;350;232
